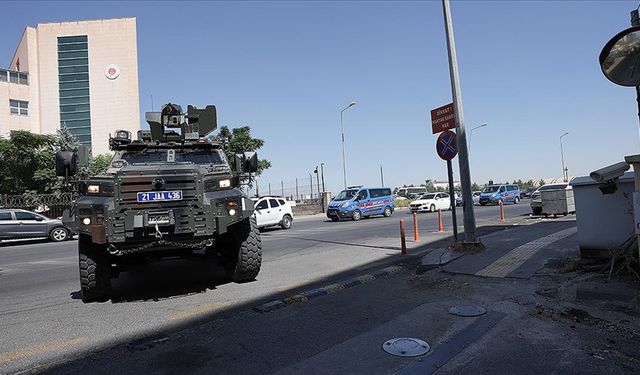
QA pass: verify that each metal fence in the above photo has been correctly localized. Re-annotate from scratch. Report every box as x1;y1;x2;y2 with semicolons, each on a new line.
0;193;75;219
253;177;326;203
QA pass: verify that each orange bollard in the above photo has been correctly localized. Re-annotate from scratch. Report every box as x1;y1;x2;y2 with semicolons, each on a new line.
437;209;444;233
399;219;407;256
500;201;505;222
412;212;420;242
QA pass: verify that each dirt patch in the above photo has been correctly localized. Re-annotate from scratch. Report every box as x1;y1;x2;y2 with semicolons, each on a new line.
531;304;640;338
407;275;469;291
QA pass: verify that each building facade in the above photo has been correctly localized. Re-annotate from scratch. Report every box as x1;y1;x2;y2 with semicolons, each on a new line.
0;17;140;155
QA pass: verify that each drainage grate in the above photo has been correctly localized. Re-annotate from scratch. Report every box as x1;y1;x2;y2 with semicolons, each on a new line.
382;337;430;357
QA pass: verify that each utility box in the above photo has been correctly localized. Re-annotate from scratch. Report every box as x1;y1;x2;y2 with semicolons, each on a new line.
570;172;635;258
541;189;575;216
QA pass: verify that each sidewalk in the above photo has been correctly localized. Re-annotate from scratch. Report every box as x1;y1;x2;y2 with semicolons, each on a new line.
45;216;640;375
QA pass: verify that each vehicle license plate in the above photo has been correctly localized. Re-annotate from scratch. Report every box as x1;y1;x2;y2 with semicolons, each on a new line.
137;191;183;202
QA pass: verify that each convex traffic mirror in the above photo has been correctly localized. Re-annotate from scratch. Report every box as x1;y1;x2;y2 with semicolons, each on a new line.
600;26;640;86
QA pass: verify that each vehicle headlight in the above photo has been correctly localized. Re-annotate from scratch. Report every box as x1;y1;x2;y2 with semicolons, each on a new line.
341;202;350;208
82;218;91;225
219;179;231;188
87;185;100;194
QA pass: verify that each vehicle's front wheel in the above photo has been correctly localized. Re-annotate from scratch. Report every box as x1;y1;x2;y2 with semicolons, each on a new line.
280;214;292;229
532;207;542;215
429;204;436;213
480;202;486;206
330;217;340;222
514;197;520;204
78;234;111;303
352;210;362;221
49;227;68;242
383;206;392;217
224;216;262;283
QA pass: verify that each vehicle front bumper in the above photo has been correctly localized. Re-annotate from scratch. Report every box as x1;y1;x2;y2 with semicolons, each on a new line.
409;205;430;212
326;207;355;219
479;196;500;204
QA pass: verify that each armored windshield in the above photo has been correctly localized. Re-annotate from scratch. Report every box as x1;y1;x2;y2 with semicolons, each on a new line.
333;189;358;201
120;150;226;165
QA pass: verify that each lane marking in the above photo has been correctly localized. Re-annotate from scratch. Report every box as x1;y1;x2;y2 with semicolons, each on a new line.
170;302;230;321
0;337;88;364
475;227;577;278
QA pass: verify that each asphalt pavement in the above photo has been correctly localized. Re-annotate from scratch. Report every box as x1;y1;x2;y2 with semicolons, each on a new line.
0;203;550;374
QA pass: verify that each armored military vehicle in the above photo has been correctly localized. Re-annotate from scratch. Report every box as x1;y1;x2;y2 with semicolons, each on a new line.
56;103;262;302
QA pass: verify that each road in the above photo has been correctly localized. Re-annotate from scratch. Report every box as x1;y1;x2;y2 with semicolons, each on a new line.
0;203;531;373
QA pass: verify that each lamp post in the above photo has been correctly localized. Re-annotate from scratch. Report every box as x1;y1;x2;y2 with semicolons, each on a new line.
468;123;487;153
320;163;326;193
340;101;356;189
560;132;569;182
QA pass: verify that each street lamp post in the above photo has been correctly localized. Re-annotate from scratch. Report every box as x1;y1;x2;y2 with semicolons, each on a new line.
468;123;487;153
340;102;356;189
320;163;326;193
560;132;569;182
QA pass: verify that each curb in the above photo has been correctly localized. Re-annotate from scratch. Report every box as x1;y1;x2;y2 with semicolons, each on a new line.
254;265;404;313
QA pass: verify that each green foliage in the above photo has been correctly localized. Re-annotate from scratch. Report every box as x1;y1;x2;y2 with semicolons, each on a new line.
211;125;271;175
0;131;58;195
88;154;113;176
471;183;481;191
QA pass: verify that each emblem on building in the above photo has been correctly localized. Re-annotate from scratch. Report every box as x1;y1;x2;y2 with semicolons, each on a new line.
104;64;120;80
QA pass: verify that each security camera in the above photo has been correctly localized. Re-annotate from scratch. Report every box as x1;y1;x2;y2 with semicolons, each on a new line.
589;162;629;183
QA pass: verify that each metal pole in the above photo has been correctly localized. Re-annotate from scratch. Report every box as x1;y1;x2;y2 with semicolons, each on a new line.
316;166;320;198
468;123;487;154
340;102;356;189
296;178;299;201
442;0;476;244
309;173;313;200
447;159;458;242
320;163;325;192
380;164;384;186
268;183;271;196
281;180;284;197
341;110;346;189
560;132;569;182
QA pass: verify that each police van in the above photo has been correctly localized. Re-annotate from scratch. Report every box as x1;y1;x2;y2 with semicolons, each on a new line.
327;186;395;221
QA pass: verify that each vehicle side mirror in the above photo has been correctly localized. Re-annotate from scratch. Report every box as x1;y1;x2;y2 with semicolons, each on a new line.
235;152;258;173
55;151;77;177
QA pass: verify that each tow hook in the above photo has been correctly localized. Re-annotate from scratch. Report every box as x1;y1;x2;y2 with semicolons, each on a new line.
154;222;163;239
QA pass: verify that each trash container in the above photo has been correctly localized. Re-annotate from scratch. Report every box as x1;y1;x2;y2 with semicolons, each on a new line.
570;172;635;258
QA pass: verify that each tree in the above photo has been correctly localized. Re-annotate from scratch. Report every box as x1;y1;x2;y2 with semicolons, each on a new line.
88;154;113;176
471;182;481;191
211;126;271;176
0;131;57;195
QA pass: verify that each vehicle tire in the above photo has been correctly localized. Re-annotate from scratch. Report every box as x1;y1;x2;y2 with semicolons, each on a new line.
383;206;392;217
352;210;362;221
330;217;340;222
78;234;111;303
429;204;436;213
224;216;262;283
480;202;486;206
532;207;542;215
49;227;68;242
514;197;520;204
280;214;292;229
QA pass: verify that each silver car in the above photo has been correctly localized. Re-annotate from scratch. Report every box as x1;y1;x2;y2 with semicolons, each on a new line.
0;209;71;242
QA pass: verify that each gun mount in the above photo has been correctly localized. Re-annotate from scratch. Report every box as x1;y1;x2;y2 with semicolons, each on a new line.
144;103;217;143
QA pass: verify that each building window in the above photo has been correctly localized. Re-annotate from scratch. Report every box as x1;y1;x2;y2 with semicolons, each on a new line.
9;100;28;116
0;69;28;85
58;35;91;148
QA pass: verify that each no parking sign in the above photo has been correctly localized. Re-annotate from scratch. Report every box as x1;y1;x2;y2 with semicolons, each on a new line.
436;130;458;161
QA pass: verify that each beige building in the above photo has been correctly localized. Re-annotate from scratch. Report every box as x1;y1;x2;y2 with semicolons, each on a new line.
0;17;140;155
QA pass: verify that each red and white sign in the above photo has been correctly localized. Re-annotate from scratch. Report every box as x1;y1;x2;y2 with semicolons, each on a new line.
104;64;120;80
430;102;456;134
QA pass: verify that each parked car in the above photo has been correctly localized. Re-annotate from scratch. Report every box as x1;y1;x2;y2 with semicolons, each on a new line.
520;187;535;199
479;184;521;205
0;209;72;242
530;183;570;215
454;192;463;207
327;187;394;221
472;191;482;205
251;196;294;230
409;192;451;213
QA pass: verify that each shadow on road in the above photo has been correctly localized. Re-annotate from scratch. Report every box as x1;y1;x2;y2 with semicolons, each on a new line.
70;259;231;303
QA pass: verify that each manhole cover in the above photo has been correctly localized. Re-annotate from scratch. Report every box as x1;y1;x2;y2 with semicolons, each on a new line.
448;305;487;317
382;337;430;357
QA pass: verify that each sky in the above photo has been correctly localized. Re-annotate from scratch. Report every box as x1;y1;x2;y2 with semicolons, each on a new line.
2;0;640;195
